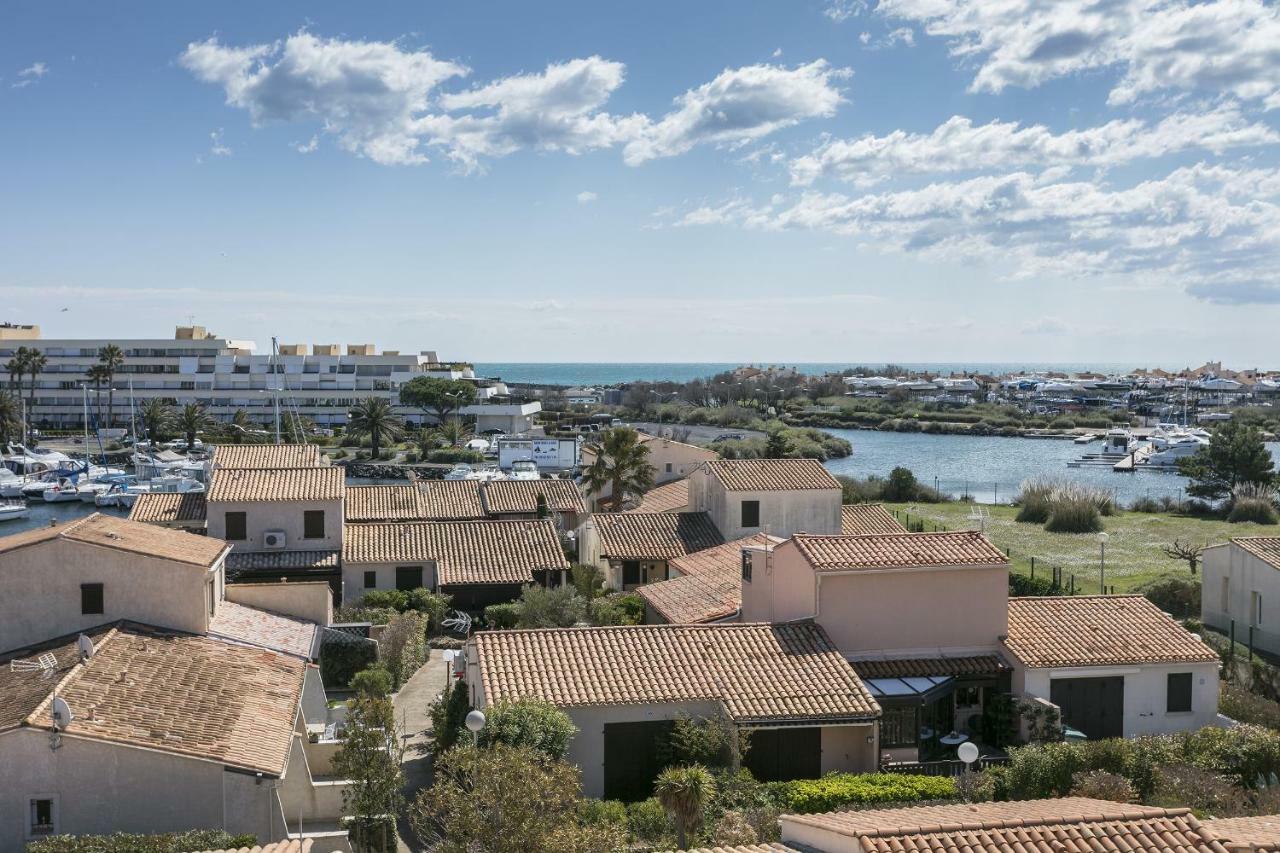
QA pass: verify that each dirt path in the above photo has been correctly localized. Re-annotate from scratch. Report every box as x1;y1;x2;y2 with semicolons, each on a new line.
392;656;451;852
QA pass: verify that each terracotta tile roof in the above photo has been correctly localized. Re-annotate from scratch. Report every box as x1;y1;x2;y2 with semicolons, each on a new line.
208;601;320;659
128;491;208;524
225;550;341;577
676;846;795;853
343;520;568;586
792;531;1009;572
592;512;724;560
1005;595;1219;668
0;513;227;567
482;478;586;515
0;626;114;727
851;655;1010;680
200;842;313;853
417;480;488;520
208;467;344;503
841;503;907;535
344;484;425;522
639;534;782;624
1235;538;1280;570
211;443;325;469
5;623;304;775
473;622;879;723
1204;815;1280;850
627;479;690;513
702;458;841;492
782;798;1234;853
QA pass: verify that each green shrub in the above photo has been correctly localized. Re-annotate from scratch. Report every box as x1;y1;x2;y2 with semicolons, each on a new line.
319;631;379;688
1014;479;1054;524
380;612;427;688
773;772;956;814
1009;573;1062;596
405;588;452;630
570;563;607;598
1229;498;1279;525
334;605;397;626
588;593;646;626
350;665;393;698
579;799;629;836
484;602;521;629
1221;682;1280;729
426;448;485;464
1070;769;1135;802
362;589;410;611
429;678;474;755
1138;576;1201;619
28;831;258;853
514;584;587;628
658;714;748;770
476;697;578;760
625;798;674;845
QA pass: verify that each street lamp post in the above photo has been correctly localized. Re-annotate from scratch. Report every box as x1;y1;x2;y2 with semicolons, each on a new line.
1098;532;1109;594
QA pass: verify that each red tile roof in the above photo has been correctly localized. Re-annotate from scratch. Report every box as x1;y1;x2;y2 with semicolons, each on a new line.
208;601;319;659
638;534;782;623
1005;595;1219;668
1235;538;1280;570
343;520;568;586
840;503;907;535
0;513;227;567
627;479;690;513
702;458;841;492
792;531;1009;572
592;512;724;560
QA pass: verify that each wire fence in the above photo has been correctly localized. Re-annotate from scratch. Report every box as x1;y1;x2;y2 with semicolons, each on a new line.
920;477;1188;507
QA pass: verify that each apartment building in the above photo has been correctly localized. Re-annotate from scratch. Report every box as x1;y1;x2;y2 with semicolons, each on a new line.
0;323;488;428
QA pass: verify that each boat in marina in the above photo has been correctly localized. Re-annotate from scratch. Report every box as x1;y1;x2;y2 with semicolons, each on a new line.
508;459;541;480
0;501;30;522
41;478;83;503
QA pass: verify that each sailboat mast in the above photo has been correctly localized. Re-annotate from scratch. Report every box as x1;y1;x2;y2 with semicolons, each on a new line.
271;336;282;445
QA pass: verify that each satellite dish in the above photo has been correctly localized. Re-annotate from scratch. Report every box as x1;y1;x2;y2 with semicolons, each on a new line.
957;741;980;765
77;634;95;661
51;697;73;731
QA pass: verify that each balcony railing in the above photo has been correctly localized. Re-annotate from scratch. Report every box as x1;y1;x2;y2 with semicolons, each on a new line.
883;756;1009;777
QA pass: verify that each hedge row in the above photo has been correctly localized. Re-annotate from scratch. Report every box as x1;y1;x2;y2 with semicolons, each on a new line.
28;830;256;853
772;772;956;814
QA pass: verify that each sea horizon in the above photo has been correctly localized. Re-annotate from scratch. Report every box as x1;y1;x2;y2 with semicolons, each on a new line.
475;361;1153;387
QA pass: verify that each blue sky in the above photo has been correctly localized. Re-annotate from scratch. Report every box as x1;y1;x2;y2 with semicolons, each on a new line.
3;0;1278;365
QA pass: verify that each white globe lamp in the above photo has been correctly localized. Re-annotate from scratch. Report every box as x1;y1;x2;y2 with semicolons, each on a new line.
464;709;486;733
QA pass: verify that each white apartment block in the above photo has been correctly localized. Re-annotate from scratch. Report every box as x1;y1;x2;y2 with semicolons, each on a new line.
0;323;502;428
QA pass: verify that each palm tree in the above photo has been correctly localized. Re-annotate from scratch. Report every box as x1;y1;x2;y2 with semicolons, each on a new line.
5;346;29;393
230;408;253;445
654;765;715;849
85;364;110;429
138;399;173;443
0;391;21;445
584;427;654;510
435;418;473;448
177;403;210;450
347;398;405;459
97;344;125;428
24;350;46;432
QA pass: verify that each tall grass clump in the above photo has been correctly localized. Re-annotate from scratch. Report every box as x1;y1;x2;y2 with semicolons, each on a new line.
1016;478;1113;531
1228;483;1279;525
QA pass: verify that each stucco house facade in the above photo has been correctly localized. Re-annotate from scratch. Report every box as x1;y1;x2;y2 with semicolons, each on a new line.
687;458;842;540
580;511;724;590
1202;537;1280;656
466;622;880;799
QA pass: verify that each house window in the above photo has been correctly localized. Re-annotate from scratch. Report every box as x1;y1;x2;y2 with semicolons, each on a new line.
880;706;918;747
741;500;760;528
741;551;752;582
1254;591;1264;626
225;511;247;541
80;583;104;616
622;561;641;586
364;570;377;589
1167;672;1193;713
396;566;423;591
1221;577;1230;612
30;798;54;835
955;685;982;708
304;510;326;539
665;462;673;473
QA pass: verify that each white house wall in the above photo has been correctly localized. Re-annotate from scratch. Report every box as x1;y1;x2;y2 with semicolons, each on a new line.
207;498;344;554
1203;545;1280;655
340;560;438;603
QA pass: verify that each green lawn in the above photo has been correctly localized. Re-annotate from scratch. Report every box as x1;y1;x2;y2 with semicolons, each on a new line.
882;502;1276;593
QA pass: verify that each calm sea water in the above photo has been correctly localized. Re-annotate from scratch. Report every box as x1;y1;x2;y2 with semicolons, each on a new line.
475;362;1141;386
822;429;1280;506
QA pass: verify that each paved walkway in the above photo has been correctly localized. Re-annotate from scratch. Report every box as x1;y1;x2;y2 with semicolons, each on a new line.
392;655;451;852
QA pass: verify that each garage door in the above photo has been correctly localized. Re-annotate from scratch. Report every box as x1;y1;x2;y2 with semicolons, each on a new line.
604;721;673;801
744;727;822;781
1050;676;1124;739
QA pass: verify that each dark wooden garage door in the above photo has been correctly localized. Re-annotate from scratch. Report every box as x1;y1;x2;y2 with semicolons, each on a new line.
604;721;673;801
744;727;822;782
1050;676;1124;739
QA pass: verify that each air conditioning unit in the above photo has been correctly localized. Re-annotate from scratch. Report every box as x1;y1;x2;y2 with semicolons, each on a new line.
263;530;287;550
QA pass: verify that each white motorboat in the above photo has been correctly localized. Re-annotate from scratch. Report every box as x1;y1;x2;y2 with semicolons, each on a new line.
443;464;474;481
508;460;541;480
0;501;30;522
77;481;113;503
442;463;507;482
42;479;83;503
1073;434;1098;445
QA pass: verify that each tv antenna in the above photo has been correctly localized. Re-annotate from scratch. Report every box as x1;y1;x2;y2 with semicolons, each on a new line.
10;652;57;679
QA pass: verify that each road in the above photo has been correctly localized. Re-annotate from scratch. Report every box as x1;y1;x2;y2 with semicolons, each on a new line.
624;421;765;445
392;655;450;852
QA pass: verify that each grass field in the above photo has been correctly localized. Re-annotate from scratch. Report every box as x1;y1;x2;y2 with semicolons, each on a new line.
883;502;1276;593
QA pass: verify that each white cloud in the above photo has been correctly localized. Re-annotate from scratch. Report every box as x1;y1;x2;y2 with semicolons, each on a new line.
184;34;848;171
622;61;849;165
877;0;1280;105
209;128;232;157
1022;316;1071;335
790;104;1278;185
671;163;1280;304
11;61;48;88
181;32;468;165
424;56;642;170
293;135;319;154
576;190;598;204
824;0;867;23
